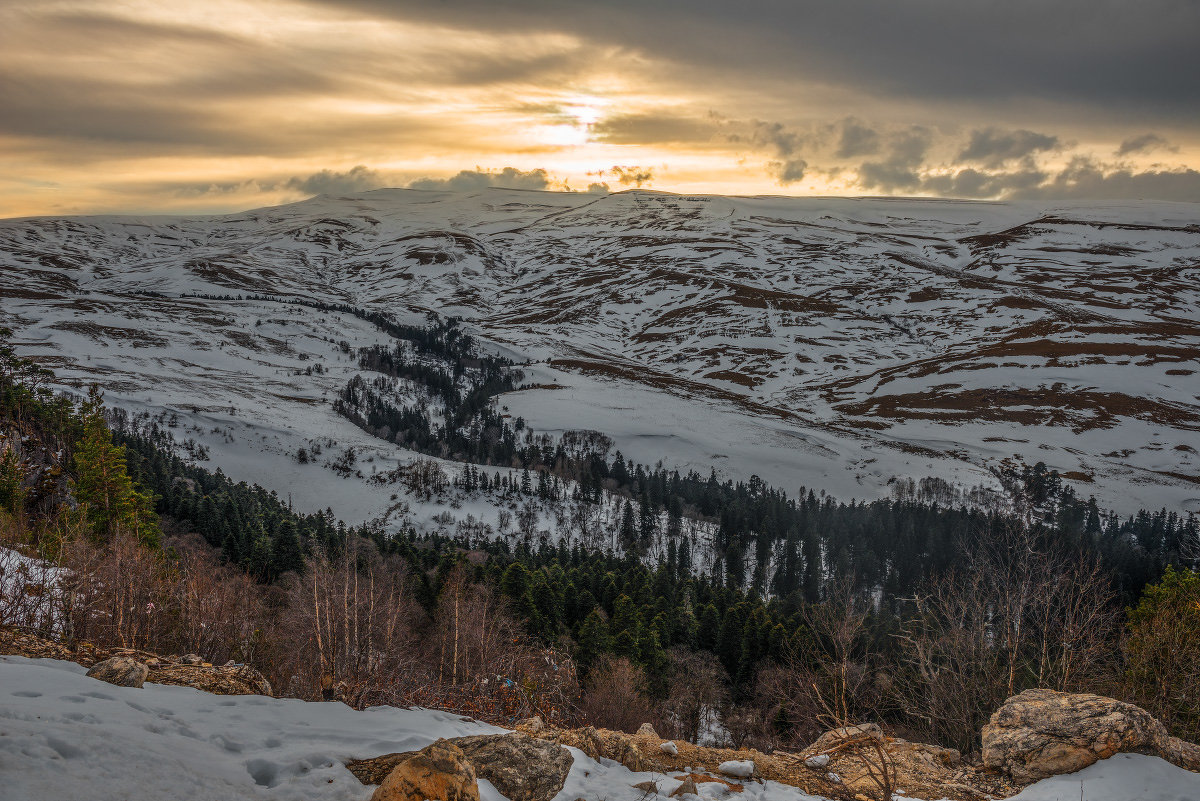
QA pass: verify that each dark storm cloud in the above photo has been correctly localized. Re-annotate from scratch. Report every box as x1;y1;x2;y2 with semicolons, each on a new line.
958;128;1060;168
408;167;555;191
1116;134;1175;156
309;0;1200;119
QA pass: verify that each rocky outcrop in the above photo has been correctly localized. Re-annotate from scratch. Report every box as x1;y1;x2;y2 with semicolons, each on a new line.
372;739;478;801
789;723;987;801
545;725;660;773
86;655;149;688
982;689;1181;782
0;626;272;696
636;722;660;738
349;732;572;801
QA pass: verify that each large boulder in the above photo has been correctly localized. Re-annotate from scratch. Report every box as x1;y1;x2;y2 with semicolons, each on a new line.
982;689;1171;782
86;655;148;688
349;733;572;801
372;739;478;801
453;733;573;801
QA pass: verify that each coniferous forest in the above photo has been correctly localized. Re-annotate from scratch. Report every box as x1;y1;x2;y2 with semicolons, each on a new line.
3;320;1200;754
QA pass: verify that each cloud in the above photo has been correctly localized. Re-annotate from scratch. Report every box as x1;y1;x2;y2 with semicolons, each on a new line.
586;182;611;194
284;165;387;195
958;128;1059;168
1008;157;1200;201
746;120;810;184
408;167;556;192
920;167;1047;199
835;118;880;158
315;1;1200;119
856;127;933;191
768;159;807;184
591;113;720;145
607;165;654;187
1116;133;1175;156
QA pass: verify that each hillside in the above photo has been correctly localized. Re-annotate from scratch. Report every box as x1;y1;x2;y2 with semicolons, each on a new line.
2;189;1198;519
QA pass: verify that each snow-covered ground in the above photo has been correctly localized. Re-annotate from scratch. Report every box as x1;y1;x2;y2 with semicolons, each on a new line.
2;189;1199;516
3;654;1199;801
0;655;818;801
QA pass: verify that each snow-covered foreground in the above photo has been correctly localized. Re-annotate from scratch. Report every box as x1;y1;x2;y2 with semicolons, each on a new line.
0;655;815;801
3;656;1199;801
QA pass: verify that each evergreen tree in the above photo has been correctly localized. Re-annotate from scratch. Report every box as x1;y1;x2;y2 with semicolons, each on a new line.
575;608;610;673
72;387;159;546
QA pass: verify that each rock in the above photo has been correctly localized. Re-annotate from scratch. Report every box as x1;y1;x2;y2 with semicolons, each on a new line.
632;780;659;794
660;740;679;756
982;688;1171;782
151;662;272;696
86;655;148;688
1166;736;1200;772
558;726;658;773
517;715;545;734
670;777;699;797
350;733;571;801
717;759;755;778
574;726;605;760
180;653;203;665
453;733;573;801
808;723;884;754
636;722;660;738
827;772;841;784
372;739;478;801
608;730;657;772
804;754;830;768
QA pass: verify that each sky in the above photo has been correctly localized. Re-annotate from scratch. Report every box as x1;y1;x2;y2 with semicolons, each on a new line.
2;0;1199;217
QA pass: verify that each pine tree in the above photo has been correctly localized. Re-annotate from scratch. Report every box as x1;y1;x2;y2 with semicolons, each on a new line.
72;387;159;546
575;608;610;673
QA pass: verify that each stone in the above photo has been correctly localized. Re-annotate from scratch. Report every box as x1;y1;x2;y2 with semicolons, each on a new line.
804;754;830;768
660;740;679;756
632;780;659;794
453;733;573;801
636;722;660;738
372;739;478;801
808;723;884;754
350;733;572;801
180;653;203;665
982;688;1171;782
1166;736;1200;772
85;655;148;688
517;715;545;734
670;777;699;797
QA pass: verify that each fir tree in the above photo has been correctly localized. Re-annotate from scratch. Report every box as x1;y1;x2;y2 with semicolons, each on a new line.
72;387;159;546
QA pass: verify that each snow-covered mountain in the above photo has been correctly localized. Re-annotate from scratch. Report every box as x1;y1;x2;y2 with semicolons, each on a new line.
2;189;1198;516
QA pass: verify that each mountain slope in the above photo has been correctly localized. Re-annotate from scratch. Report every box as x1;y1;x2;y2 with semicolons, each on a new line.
1;189;1198;515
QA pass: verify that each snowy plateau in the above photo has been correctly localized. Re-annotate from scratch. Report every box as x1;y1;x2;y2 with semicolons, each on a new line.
1;188;1199;531
0;188;1195;525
